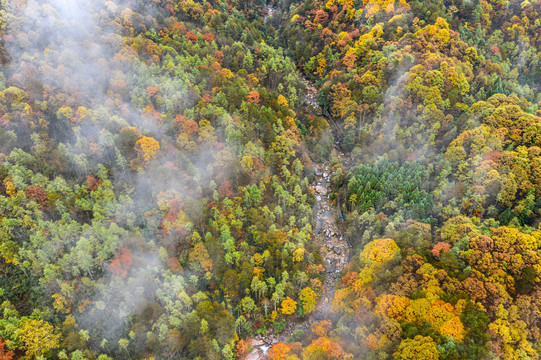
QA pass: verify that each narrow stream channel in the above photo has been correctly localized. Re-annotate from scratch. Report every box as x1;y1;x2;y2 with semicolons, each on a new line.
245;73;351;359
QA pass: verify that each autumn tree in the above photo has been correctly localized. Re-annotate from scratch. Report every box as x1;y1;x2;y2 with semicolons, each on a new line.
0;339;14;360
247;90;260;105
109;248;133;279
269;342;292;360
299;287;317;315
15;319;60;359
281;297;297;315
393;336;439;360
135;136;160;164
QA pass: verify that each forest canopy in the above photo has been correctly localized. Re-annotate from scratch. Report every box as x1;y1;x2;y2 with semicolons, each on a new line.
0;0;539;359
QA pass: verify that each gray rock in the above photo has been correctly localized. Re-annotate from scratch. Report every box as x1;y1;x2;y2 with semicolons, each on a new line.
245;350;261;360
252;339;264;346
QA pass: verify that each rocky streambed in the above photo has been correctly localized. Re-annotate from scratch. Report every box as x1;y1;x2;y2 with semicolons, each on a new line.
312;158;350;316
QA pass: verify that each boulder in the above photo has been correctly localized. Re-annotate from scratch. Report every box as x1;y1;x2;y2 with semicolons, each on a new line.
245;350;262;360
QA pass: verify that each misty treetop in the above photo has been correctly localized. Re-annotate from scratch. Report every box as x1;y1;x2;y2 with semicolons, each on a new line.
0;0;540;359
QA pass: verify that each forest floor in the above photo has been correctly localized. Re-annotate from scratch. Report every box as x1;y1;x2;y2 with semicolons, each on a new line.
245;76;351;359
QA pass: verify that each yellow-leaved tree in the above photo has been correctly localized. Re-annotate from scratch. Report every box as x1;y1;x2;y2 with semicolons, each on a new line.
281;297;297;315
393;335;439;360
135;136;160;164
299;287;317;314
16;319;60;359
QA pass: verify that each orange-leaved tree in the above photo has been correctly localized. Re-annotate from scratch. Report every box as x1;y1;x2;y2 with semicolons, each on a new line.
247;90;260;104
269;342;292;360
109;248;133;279
0;339;14;360
302;337;352;359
